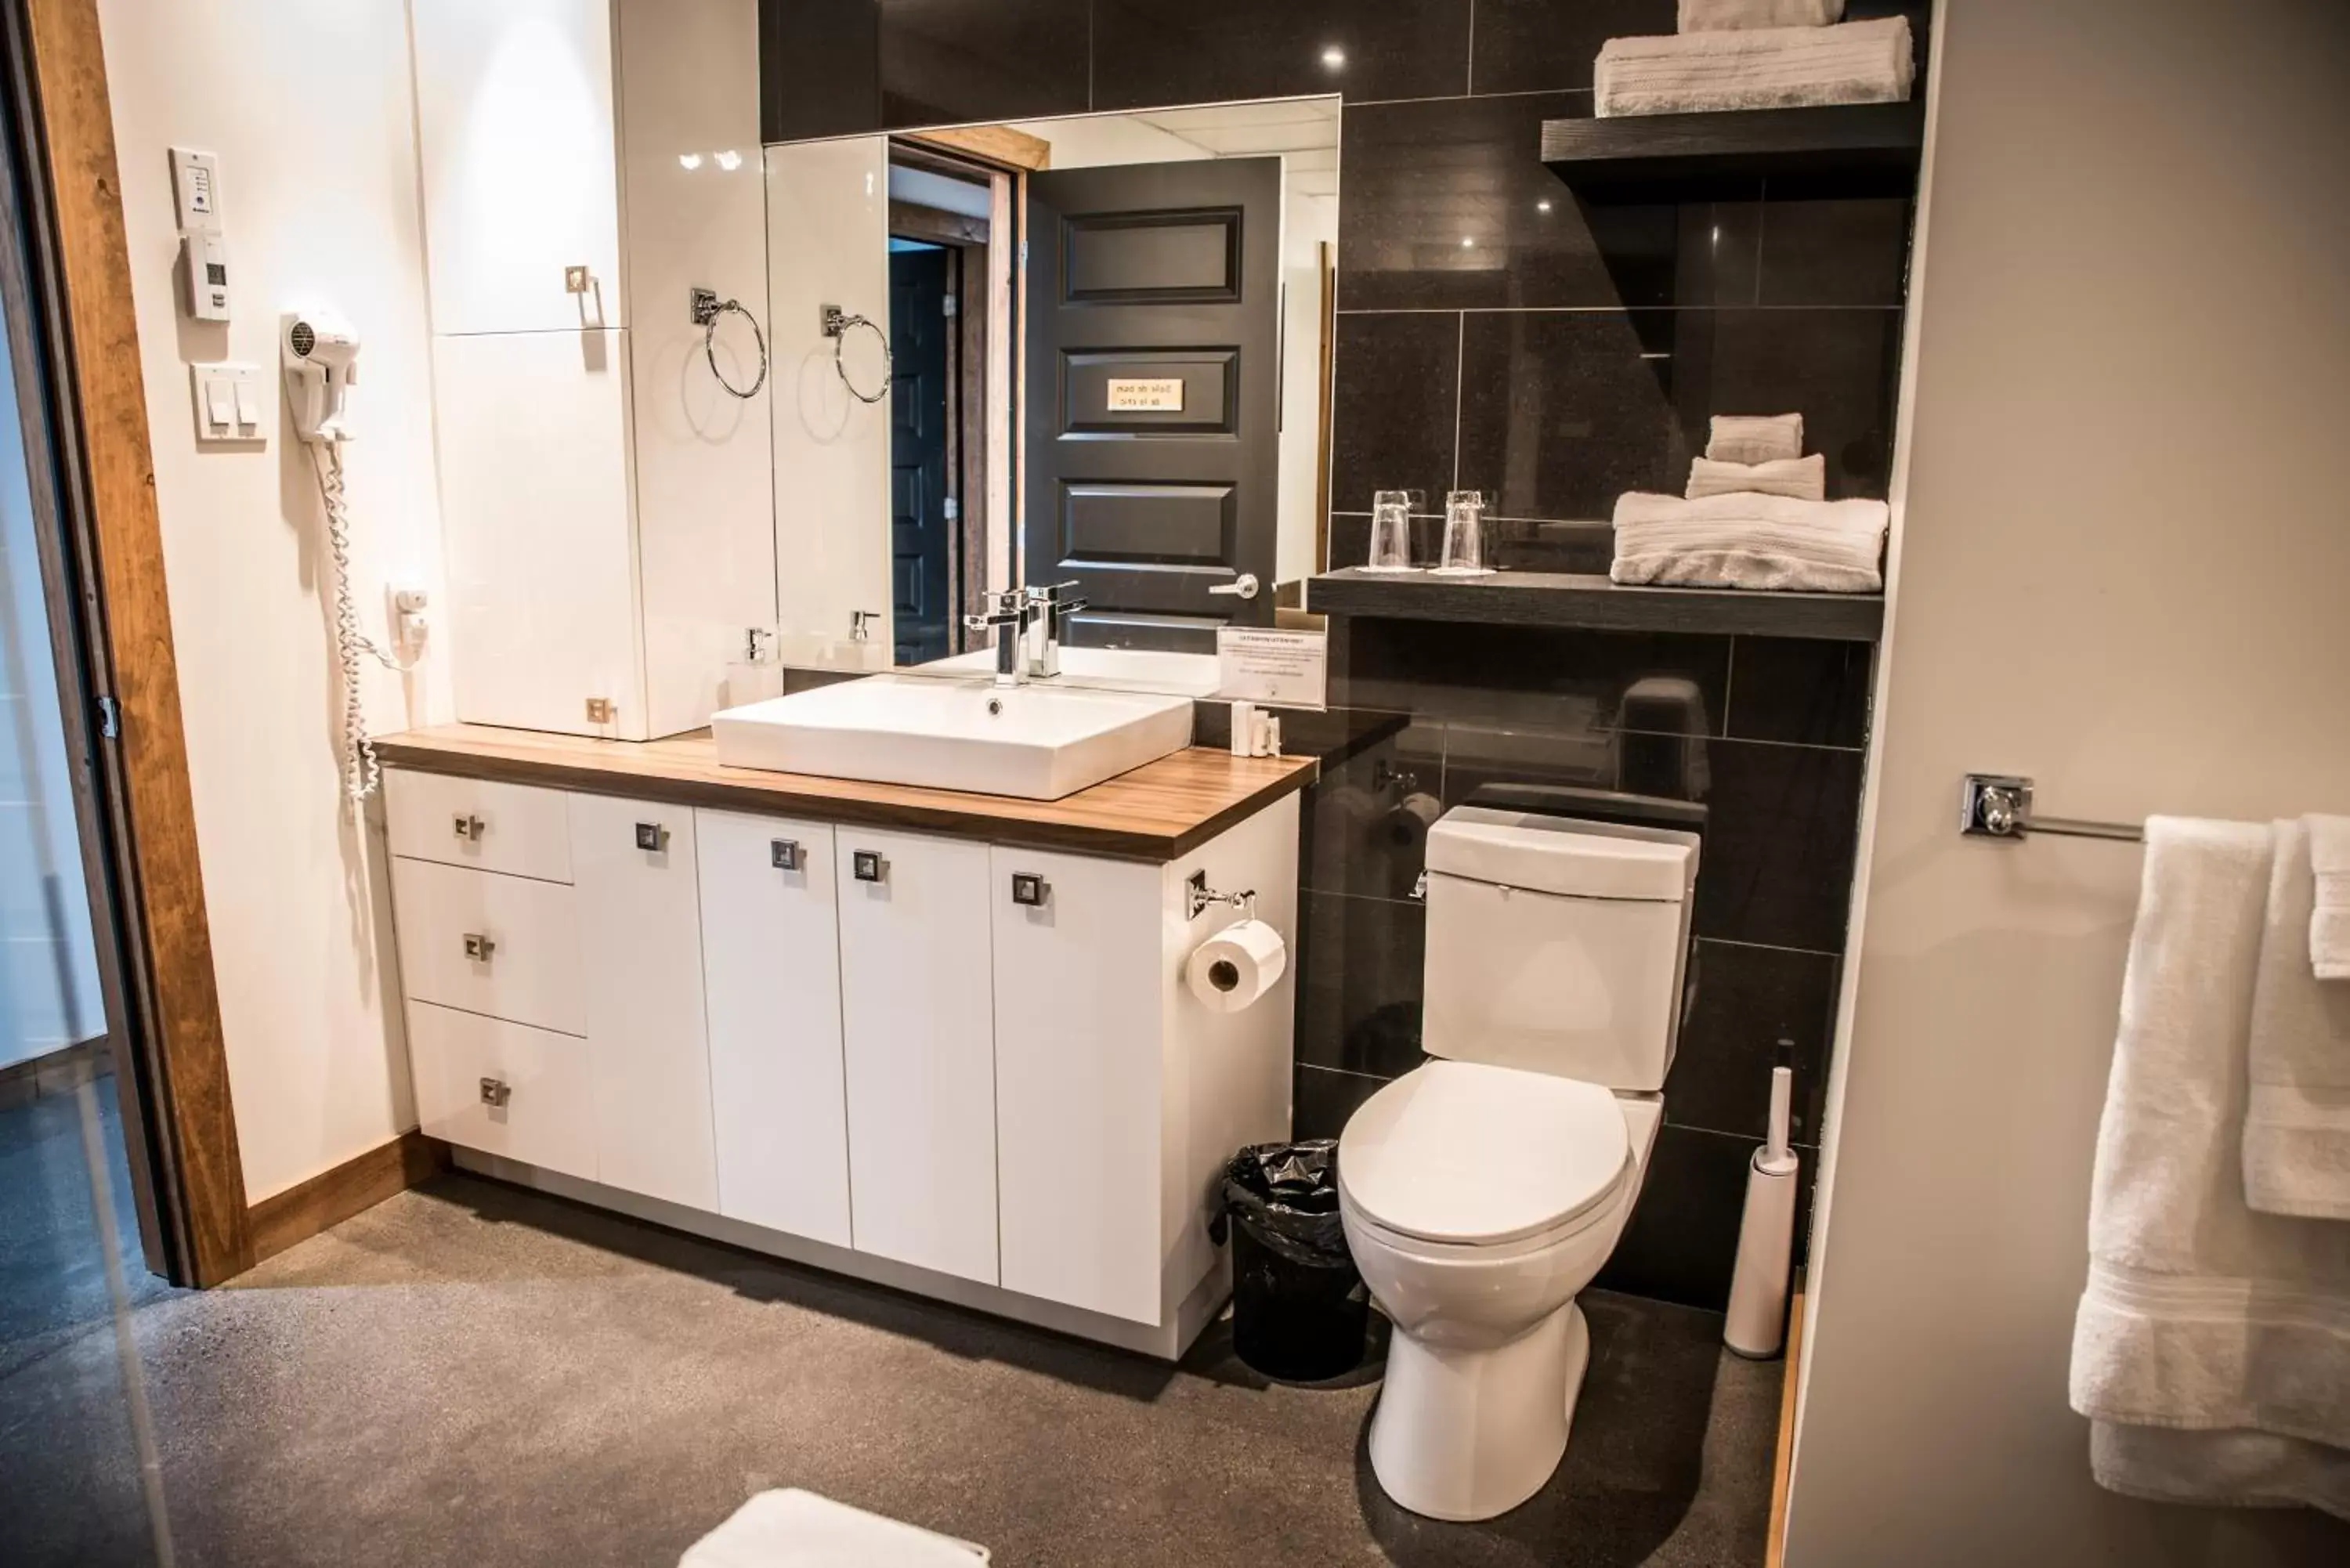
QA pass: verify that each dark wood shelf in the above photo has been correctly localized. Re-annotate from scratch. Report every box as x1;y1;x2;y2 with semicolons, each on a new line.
1541;101;1923;201
1307;568;1884;642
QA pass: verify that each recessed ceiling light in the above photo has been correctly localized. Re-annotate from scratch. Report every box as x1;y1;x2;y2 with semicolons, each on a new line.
1536;199;1553;213
678;153;703;171
1321;45;1346;69
715;150;743;172
1460;236;1476;248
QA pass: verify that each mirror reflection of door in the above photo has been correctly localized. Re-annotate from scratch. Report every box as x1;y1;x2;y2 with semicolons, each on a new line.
1025;157;1284;654
888;241;953;665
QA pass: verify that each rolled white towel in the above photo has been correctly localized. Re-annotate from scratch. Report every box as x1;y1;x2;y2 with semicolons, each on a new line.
1707;413;1804;464
2312;815;2350;981
1610;490;1888;593
1680;0;1844;31
1687;453;1825;501
1595;16;1915;118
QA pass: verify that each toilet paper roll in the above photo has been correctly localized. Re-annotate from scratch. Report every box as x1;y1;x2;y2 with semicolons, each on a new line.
1379;792;1443;854
1187;919;1289;1013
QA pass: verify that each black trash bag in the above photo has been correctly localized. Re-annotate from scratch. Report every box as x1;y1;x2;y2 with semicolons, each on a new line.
1211;1139;1367;1380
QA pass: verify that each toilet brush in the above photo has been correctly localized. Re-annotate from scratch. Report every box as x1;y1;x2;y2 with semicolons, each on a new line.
1724;1065;1801;1358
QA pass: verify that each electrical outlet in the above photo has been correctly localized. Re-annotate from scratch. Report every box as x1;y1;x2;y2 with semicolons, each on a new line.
386;583;430;654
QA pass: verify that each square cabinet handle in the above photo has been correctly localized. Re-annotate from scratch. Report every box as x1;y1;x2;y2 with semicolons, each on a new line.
851;849;886;883
461;932;496;962
1010;872;1050;908
771;839;802;872
479;1077;512;1108
634;821;669;853
452;813;486;841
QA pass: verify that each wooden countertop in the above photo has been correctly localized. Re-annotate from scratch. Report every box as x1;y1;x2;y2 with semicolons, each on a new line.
375;724;1318;862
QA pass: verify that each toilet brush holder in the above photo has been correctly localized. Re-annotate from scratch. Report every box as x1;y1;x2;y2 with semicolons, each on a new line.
1724;1065;1800;1359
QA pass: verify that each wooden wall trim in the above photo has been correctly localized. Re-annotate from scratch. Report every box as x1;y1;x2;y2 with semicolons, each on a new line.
25;0;252;1283
1766;1277;1808;1568
248;1131;448;1265
904;123;1049;172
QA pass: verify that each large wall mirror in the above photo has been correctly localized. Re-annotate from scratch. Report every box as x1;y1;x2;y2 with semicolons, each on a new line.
763;97;1339;698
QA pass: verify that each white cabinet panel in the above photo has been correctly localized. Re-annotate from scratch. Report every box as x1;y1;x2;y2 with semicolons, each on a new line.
570;793;716;1209
412;0;624;334
435;331;643;739
385;769;573;883
408;1001;598;1182
836;828;998;1284
991;848;1167;1324
696;809;851;1247
391;857;584;1035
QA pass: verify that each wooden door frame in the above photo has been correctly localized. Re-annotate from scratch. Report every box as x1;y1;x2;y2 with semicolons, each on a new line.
5;0;251;1284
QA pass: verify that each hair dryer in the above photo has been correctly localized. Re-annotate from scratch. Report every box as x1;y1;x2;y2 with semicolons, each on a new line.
282;309;360;445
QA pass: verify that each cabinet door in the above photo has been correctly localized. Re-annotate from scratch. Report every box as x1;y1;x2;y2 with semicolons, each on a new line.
991;848;1166;1324
570;793;715;1209
390;857;584;1036
696;810;850;1247
435;331;643;739
411;0;624;334
836;829;997;1283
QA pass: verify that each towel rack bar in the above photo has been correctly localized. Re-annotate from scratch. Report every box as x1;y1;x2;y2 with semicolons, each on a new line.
1959;773;2142;844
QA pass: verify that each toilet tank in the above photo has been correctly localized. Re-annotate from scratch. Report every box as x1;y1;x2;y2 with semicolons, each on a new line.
1421;807;1700;1092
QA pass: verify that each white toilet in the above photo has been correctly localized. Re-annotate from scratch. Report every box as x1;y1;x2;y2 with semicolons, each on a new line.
1338;806;1699;1522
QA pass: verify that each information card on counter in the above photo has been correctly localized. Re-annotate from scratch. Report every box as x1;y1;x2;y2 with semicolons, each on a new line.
1215;627;1327;710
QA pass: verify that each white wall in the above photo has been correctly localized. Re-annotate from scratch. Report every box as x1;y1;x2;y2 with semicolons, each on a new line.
98;0;446;1199
1787;2;2350;1563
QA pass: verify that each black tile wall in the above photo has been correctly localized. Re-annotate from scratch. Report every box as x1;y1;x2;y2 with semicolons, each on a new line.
760;3;1920;1313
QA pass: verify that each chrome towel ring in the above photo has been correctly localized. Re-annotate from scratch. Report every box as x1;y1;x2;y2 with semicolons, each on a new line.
689;286;768;399
821;302;892;404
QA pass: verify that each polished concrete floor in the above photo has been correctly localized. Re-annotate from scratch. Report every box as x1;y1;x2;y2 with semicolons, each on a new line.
0;1129;1782;1567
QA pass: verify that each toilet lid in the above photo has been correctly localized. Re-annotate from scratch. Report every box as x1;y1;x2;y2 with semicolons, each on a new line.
1339;1061;1629;1246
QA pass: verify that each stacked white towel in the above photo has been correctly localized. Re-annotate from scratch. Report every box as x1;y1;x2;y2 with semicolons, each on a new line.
1687;453;1825;501
2070;818;2350;1520
2241;817;2350;1221
1707;414;1803;464
1595;16;1915;118
2312;816;2350;980
1611;491;1887;593
1680;0;1844;29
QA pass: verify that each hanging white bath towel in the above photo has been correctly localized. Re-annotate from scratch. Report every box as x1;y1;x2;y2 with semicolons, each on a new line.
2070;818;2350;1519
2243;818;2350;1219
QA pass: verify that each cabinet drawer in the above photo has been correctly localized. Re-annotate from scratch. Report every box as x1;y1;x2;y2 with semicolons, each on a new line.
392;857;585;1035
407;1001;597;1181
385;768;572;883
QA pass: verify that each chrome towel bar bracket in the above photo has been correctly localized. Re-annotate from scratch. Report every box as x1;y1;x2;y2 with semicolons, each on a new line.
1959;773;2142;843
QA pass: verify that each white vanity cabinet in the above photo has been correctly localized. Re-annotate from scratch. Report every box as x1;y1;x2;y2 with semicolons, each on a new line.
833;829;1001;1286
382;760;1300;1360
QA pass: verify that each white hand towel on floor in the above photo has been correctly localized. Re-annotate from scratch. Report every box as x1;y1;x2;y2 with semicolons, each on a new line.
2312;815;2350;980
1706;414;1804;464
2091;1424;2350;1519
2243;818;2350;1220
2070;818;2350;1520
1680;0;1843;31
1610;490;1888;592
1687;453;1826;501
1595;16;1915;117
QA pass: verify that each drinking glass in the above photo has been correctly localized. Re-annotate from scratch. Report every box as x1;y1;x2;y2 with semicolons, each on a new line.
1434;490;1491;576
1365;490;1416;573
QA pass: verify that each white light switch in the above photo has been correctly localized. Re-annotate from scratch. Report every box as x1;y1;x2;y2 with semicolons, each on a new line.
190;363;264;445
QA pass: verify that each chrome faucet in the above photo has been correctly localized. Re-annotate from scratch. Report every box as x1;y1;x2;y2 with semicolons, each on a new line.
963;589;1031;688
1021;580;1087;679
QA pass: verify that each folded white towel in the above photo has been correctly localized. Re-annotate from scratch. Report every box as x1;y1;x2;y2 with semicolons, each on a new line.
1687;454;1826;501
2243;818;2350;1220
1610;490;1887;593
2091;1424;2350;1519
2070;818;2350;1517
1679;0;1844;31
2312;815;2350;980
1595;16;1915;118
1707;414;1804;464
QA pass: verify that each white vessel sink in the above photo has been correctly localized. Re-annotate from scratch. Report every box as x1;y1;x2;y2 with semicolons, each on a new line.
710;676;1196;800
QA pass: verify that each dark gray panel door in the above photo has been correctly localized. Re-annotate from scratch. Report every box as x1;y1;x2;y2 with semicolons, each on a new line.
890;245;953;664
1025;157;1283;652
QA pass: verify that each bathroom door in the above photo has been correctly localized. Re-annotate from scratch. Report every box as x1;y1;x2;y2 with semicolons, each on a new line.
1023;157;1283;652
889;245;956;666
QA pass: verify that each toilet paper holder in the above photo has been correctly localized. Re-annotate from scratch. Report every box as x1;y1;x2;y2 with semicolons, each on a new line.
1186;871;1257;922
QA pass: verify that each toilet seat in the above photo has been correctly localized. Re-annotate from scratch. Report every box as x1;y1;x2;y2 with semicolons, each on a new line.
1338;1060;1630;1248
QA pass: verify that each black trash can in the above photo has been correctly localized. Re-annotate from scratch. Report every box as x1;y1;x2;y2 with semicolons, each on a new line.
1212;1140;1368;1380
